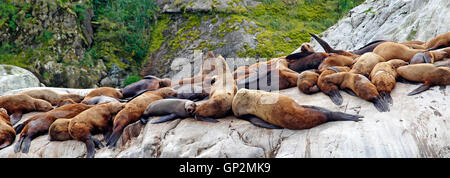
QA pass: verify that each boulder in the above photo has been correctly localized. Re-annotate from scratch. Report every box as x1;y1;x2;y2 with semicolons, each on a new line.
0;65;41;95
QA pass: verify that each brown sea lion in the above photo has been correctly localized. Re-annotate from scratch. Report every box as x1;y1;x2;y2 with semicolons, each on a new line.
350;52;386;77
397;64;450;95
49;118;72;141
373;42;425;62
0;94;53;125
13;103;93;153
20;89;84;106
369;59;409;104
410;47;450;64
56;99;77;107
120;75;172;99
194;55;238;122
0;108;15;150
424;32;450;50
318;54;354;72
232;89;363;129
106;87;177;148
317;66;351;105
285;51;329;73
140;99;197;124
297;70;320;94
300;42;315;52
81;87;123;104
321;72;389;112
309;33;359;58
83;96;119;105
68;102;126;158
400;40;426;49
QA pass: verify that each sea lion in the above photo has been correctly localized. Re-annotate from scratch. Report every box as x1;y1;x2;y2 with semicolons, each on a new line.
120;76;172;99
317;66;351;105
68;102;126;158
434;58;450;68
0;108;15;150
83;96;119;105
232;89;363;129
300;43;315;52
81;87;123;104
106;87;177;148
297;70;320;94
321;72;389;112
400;40;426;49
13;103;93;153
424;32;450;50
140;99;197;124
369;59;409;104
173;84;210;101
318;54;354;72
410;47;450;64
0;94;53;125
194;55;238;122
49;118;72;141
285;51;328;73
309;33;358;57
20;89;84;106
373;42;425;62
397;64;450;95
350;52;386;77
237;58;300;91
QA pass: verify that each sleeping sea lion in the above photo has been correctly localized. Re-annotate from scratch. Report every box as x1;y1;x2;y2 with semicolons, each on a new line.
397;64;450;95
140;99;196;124
0;94;53;125
369;59;408;104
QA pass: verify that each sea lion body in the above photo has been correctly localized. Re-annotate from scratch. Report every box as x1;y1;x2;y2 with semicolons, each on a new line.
21;89;84;106
0;108;15;149
121;76;172;99
195;55;237;120
14;103;92;153
106;87;177;147
81;87;123;103
373;42;425;62
68;102;126;158
350;52;386;77
0;94;53;125
297;71;320;94
232;89;362;130
173;84;209;101
83;96;119;105
49;118;72;141
141;99;196;124
317;66;351;105
424;32;450;50
370;59;408;103
318;54;354;72
322;72;389;112
285;52;328;73
397;64;450;95
400;40;426;49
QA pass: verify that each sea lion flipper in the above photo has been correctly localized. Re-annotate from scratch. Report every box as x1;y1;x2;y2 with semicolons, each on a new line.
309;33;335;53
14;122;27;134
14;136;24;153
85;139;96;158
309;85;320;94
21;136;32;153
92;136;104;149
380;91;393;105
106;132;121;148
371;98;390;112
327;90;343;105
151;114;179;124
140;116;152;125
10;112;23;126
408;83;431;96
343;88;358;97
302;105;363;122
194;115;219;123
237;115;283;129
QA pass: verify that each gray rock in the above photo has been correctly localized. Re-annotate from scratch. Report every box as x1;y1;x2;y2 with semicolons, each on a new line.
0;65;41;95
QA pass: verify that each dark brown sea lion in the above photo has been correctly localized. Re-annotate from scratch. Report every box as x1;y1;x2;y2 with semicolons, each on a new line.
120;75;172;99
232;89;363;129
297;70;320;94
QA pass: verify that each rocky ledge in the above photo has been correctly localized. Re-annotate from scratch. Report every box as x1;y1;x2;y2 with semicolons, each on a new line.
0;83;448;158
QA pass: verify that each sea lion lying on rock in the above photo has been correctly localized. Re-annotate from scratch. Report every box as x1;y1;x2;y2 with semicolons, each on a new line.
0;94;53;125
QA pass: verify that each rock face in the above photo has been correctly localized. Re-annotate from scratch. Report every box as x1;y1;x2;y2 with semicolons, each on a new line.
0;84;448;158
308;0;450;52
0;65;41;95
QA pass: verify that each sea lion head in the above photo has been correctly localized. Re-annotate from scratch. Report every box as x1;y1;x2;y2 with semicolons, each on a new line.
35;99;53;111
159;78;172;87
0;108;7;115
185;101;197;115
300;43;315;53
410;52;432;64
156;87;178;98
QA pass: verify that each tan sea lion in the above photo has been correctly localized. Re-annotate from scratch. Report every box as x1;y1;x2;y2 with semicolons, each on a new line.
14;103;93;153
424;32;450;50
318;54;354;72
106;87;177;148
373;42;425;62
369;59;409;104
317;66;351;105
232;89;363;129
81;87;123;104
0;94;53;125
20;89;84;106
321;72;389;112
350;52;386;77
68;102;126;158
397;64;450;95
49;118;72;141
0;108;15;150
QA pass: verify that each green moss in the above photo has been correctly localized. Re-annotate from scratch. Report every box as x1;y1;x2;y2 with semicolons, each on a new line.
149;15;171;53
